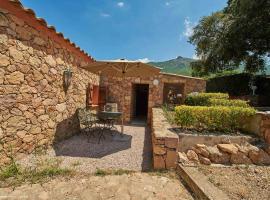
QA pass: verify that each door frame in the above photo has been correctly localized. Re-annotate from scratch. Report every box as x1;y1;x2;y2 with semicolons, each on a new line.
131;83;150;121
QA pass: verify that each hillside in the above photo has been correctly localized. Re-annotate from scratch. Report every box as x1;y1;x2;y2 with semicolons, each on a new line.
149;56;270;76
149;56;194;76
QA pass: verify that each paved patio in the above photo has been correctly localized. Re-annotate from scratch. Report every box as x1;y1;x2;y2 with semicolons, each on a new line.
19;125;152;173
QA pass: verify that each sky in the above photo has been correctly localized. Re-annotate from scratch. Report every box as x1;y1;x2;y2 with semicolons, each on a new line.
20;0;227;62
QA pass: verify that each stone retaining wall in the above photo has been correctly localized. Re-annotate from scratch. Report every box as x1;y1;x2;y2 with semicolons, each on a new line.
178;134;255;152
178;143;270;166
151;108;179;169
152;107;270;168
0;7;99;163
243;112;270;144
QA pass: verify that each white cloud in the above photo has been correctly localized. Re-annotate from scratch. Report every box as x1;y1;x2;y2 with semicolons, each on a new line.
183;17;196;38
192;54;202;60
192;54;199;60
135;58;151;63
117;2;125;8
100;13;111;18
165;2;170;6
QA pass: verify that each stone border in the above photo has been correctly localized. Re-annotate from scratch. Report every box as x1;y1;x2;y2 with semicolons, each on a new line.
178;133;255;152
176;164;230;200
243;112;270;144
151;108;179;169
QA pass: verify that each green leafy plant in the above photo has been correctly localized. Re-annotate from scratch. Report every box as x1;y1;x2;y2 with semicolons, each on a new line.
95;169;107;176
0;161;20;179
174;105;256;132
185;92;229;106
162;105;176;125
0;154;72;187
208;98;249;107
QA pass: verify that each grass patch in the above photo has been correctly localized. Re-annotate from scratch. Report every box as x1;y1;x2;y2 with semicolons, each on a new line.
0;161;20;179
95;169;107;177
0;158;73;188
162;105;176;125
94;169;134;176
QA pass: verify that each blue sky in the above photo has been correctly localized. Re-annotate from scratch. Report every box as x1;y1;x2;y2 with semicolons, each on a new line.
21;0;227;62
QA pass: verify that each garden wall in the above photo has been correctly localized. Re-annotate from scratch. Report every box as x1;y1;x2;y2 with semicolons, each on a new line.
151;108;270;168
151;108;179;169
243;112;270;144
0;2;99;164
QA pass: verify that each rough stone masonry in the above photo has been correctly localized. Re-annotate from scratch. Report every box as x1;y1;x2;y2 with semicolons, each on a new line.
0;4;99;164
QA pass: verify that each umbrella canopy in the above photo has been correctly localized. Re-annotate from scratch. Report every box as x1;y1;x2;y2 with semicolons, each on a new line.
81;59;160;77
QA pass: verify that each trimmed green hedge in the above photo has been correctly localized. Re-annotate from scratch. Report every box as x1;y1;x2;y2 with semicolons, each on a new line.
209;98;249;107
185;92;229;106
185;92;249;107
174;105;256;132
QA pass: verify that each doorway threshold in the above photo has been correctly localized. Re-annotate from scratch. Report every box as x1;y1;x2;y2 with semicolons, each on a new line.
131;118;147;125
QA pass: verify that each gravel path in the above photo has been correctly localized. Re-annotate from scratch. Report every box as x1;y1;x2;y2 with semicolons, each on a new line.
19;125;152;173
0;173;194;200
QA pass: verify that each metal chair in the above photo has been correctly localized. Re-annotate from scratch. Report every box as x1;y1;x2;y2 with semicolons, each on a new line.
77;108;102;142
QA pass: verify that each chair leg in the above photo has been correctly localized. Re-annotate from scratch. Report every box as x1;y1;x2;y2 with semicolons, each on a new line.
98;128;106;144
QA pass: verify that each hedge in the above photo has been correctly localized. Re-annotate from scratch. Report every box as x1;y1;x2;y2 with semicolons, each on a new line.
206;73;251;96
206;73;270;106
184;92;229;106
174;105;256;132
208;98;249;107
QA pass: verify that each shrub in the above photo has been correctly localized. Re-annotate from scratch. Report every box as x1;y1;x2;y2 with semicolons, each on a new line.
174;105;256;132
185;92;229;106
209;98;249;107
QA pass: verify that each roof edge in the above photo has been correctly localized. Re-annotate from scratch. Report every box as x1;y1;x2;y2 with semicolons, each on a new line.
160;72;205;81
1;0;94;63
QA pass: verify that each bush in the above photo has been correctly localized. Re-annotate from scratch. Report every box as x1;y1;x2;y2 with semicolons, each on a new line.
206;73;252;96
209;98;249;107
185;92;229;106
174;105;256;132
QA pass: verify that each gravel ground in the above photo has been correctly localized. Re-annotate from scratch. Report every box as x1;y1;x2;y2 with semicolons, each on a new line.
198;165;270;200
19;125;152;173
0;173;194;200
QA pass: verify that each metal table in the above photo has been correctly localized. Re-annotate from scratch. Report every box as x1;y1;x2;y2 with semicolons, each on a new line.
98;111;122;141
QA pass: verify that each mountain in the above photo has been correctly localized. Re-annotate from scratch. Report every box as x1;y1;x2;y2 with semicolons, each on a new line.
149;56;270;76
149;56;194;76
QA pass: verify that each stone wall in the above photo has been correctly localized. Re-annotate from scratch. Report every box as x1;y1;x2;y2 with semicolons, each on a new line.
152;107;270;167
101;73;205;123
0;7;99;163
243;112;270;144
151;108;179;169
178;143;270;166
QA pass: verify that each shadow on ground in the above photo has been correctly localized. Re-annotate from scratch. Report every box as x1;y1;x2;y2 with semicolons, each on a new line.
53;129;132;158
141;125;153;171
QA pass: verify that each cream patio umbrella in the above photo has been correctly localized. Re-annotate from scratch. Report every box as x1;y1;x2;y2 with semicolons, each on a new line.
81;59;160;134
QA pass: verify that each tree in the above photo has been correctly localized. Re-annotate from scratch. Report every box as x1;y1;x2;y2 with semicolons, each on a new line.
190;0;270;76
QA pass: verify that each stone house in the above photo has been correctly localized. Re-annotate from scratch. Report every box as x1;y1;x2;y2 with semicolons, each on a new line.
0;0;205;162
101;73;205;123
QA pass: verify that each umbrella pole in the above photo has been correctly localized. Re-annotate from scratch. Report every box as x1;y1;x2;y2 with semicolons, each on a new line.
121;72;125;134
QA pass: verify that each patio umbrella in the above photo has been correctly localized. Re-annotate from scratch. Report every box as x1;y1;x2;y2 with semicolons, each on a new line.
81;59;160;134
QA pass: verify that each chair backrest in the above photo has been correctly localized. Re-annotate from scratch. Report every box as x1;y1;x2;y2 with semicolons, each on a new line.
104;103;118;112
77;108;97;125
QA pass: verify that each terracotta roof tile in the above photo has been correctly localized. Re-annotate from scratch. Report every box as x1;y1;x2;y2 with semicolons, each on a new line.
2;0;95;62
